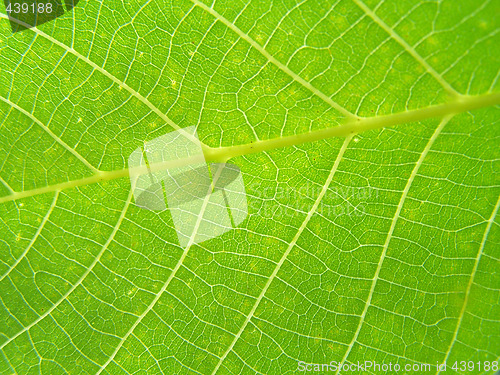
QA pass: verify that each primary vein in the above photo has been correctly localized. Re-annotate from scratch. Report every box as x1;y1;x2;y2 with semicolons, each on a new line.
0;92;498;205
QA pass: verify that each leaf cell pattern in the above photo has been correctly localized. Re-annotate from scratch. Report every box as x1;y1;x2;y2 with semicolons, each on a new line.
0;0;499;374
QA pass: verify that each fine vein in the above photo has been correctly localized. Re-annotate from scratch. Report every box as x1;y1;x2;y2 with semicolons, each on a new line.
96;162;228;373
0;189;134;350
0;191;59;282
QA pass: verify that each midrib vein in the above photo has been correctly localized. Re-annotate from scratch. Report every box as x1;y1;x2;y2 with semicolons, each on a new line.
207;93;500;160
190;0;356;119
0;92;497;205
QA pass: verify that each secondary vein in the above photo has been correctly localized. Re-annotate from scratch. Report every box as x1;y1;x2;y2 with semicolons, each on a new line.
0;13;200;147
190;0;357;120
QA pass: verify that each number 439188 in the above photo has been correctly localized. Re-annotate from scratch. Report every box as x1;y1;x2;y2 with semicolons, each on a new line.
451;361;498;372
6;2;54;13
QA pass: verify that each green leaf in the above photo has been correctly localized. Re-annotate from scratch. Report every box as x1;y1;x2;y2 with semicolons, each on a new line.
0;0;499;374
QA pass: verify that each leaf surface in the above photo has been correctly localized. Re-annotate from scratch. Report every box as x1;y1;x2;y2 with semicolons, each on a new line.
0;0;499;374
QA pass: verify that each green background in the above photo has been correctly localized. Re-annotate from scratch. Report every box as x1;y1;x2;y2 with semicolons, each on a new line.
0;0;498;373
